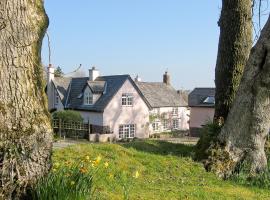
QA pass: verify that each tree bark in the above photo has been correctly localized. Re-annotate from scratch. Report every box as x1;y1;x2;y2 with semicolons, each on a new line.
0;1;52;199
206;16;270;178
215;0;253;121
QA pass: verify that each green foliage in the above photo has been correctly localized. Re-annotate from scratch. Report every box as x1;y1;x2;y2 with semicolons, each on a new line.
31;162;93;200
52;110;83;123
55;66;64;77
194;122;222;161
50;141;270;199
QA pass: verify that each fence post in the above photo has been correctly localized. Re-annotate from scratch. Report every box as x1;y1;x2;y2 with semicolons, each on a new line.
59;119;62;139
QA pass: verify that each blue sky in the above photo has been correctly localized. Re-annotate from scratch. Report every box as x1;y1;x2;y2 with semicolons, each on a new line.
41;1;269;90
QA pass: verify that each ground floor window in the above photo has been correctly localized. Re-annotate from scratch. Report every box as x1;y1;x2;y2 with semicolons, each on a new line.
119;124;136;139
152;122;159;132
173;119;180;129
163;119;169;130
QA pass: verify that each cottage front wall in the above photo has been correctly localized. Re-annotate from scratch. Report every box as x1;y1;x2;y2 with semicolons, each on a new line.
103;79;150;139
149;106;190;134
189;107;214;128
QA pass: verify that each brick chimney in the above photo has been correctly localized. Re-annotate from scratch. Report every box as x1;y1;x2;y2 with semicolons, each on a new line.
89;66;100;81
163;71;171;85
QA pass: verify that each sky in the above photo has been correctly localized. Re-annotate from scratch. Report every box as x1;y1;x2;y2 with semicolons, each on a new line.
41;0;269;90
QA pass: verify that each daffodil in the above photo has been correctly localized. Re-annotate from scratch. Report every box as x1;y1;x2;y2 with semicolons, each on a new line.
54;162;60;168
133;171;139;179
70;181;75;186
109;173;114;179
85;156;90;161
104;162;109;168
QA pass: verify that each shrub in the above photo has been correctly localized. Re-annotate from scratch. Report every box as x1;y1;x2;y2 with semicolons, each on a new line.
194;122;221;161
52;110;83;123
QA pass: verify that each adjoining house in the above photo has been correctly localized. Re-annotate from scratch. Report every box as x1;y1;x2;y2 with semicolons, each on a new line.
47;66;189;140
188;88;215;137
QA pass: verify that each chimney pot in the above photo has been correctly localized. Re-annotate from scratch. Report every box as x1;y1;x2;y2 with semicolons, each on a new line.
163;70;171;85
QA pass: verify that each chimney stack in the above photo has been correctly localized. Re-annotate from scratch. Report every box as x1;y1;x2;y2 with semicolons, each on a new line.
89;66;100;81
47;64;55;110
163;71;171;85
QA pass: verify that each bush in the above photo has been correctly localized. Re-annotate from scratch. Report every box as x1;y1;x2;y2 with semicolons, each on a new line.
194;122;221;161
52;110;83;123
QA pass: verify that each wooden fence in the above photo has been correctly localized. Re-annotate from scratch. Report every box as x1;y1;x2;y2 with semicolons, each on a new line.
52;119;91;139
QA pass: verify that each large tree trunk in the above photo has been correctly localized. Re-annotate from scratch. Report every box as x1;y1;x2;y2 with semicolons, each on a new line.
0;1;52;199
206;16;270;178
215;0;253;121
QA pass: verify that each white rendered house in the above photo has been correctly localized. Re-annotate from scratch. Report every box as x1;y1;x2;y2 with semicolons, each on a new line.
47;66;189;139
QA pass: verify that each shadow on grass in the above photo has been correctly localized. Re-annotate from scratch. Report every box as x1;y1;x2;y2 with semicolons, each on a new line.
121;140;195;158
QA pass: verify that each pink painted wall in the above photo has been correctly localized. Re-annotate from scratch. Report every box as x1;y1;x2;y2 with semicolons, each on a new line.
190;107;214;128
103;79;150;139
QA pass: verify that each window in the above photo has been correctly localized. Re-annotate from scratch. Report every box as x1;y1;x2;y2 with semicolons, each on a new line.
163;119;169;130
172;107;178;115
55;92;60;106
152;122;159;131
85;93;93;105
122;93;133;106
203;96;215;104
173;119;180;129
119;124;136;139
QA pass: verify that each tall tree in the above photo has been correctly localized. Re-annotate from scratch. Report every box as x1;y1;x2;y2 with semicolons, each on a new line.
0;1;52;199
206;16;270;178
215;0;253;121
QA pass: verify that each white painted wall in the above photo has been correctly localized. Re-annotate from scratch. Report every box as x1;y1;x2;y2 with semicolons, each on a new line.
149;106;190;134
103;79;150;139
189;107;214;128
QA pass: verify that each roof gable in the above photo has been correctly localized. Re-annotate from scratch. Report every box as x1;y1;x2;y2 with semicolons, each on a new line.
188;88;215;107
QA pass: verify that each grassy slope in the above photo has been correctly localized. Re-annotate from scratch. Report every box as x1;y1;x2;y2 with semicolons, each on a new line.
53;140;270;200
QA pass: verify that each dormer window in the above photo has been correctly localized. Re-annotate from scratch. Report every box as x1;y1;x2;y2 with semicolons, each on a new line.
122;93;133;106
85;92;93;105
203;96;215;104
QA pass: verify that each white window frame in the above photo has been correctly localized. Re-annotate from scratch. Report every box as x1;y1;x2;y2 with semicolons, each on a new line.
122;93;133;106
163;119;169;130
172;107;179;115
85;92;93;105
173;119;180;129
119;124;136;139
152;122;159;132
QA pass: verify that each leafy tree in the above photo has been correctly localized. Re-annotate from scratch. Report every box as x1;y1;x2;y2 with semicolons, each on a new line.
55;66;64;77
0;1;52;199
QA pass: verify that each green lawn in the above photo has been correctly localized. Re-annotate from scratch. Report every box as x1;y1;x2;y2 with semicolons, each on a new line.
53;140;270;200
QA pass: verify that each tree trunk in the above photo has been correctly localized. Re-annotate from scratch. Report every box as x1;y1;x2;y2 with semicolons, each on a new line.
206;16;270;178
0;1;52;199
215;0;253;121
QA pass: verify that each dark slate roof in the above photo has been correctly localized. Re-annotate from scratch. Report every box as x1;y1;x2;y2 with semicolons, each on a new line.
54;75;142;112
87;81;106;93
53;77;72;103
135;82;188;108
188;88;215;107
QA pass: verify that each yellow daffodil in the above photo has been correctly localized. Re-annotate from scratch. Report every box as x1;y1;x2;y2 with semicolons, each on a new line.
109;173;114;179
52;168;57;172
133;171;139;179
54;162;60;168
85;156;90;161
70;181;75;186
104;162;109;168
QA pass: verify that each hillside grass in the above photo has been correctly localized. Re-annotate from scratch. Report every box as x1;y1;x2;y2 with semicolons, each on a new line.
52;140;270;200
